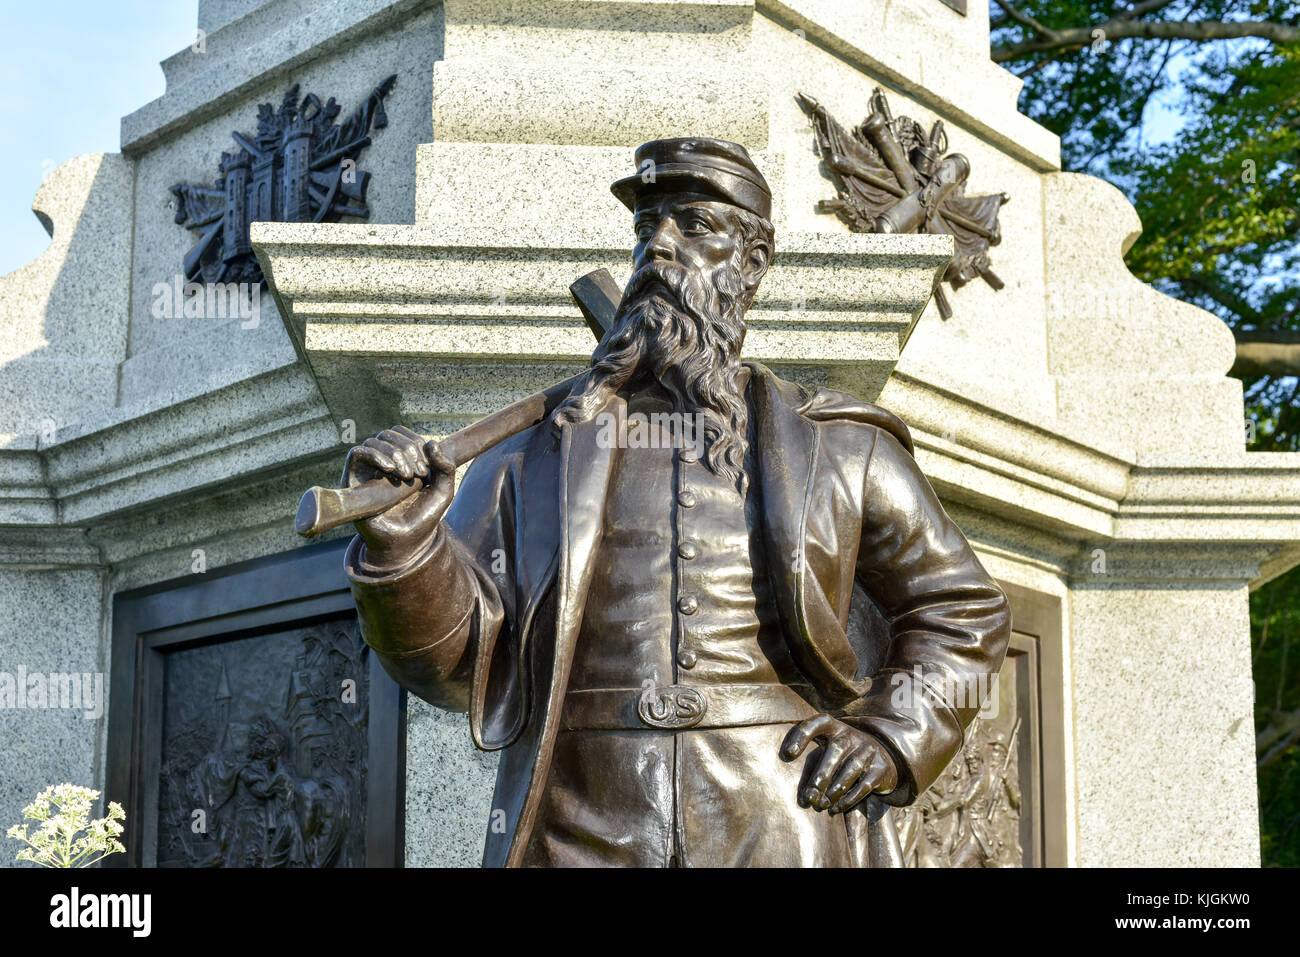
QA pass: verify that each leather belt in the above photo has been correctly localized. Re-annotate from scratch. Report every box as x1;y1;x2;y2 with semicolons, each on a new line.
562;682;820;732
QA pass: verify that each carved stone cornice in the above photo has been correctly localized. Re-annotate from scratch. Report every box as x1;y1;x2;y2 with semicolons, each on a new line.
757;0;1060;170
121;0;427;153
253;221;953;439
885;371;1300;586
0;360;338;536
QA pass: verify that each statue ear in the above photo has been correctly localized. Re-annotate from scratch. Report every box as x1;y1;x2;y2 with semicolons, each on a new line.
743;236;771;291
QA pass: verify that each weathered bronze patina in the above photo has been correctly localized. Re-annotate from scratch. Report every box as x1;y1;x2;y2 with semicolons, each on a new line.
800;90;1009;319
331;137;1011;867
171;76;396;286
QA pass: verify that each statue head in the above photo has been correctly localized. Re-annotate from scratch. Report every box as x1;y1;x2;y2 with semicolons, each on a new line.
248;714;286;762
552;138;774;487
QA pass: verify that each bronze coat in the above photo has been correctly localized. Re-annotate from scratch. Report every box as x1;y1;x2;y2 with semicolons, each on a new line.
347;362;1011;866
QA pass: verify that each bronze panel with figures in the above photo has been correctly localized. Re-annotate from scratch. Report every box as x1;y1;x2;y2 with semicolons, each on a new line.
105;540;405;868
155;623;369;868
897;634;1040;867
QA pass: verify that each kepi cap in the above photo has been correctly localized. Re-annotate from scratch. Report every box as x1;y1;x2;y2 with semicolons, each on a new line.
611;137;771;221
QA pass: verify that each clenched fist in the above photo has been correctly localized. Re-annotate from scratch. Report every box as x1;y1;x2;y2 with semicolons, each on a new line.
342;425;456;567
782;714;899;815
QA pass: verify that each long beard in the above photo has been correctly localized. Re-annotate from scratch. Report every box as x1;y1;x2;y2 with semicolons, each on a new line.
551;255;751;488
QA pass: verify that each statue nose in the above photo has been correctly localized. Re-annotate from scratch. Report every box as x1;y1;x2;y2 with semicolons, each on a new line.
644;224;677;263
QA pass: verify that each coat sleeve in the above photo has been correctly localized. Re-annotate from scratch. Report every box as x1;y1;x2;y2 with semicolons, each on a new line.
840;427;1011;805
345;448;513;714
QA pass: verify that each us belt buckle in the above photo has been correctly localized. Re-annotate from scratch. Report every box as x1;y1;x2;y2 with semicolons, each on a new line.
638;682;708;729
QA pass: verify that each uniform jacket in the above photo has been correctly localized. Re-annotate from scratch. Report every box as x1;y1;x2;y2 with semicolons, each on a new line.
346;362;1011;867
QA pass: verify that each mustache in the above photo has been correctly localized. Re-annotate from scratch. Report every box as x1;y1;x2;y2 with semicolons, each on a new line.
620;262;686;304
616;262;714;325
605;260;730;355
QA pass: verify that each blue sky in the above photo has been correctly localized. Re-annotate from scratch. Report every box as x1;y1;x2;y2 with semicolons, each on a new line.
0;2;197;277
1140;48;1196;148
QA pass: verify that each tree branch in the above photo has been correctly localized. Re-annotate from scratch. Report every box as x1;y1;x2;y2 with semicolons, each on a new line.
1232;342;1300;379
1259;708;1300;752
1235;329;1300;345
1016;53;1062;79
991;0;1059;39
1260;726;1300;770
1259;708;1300;770
993;19;1300;62
1178;275;1258;325
1117;0;1183;20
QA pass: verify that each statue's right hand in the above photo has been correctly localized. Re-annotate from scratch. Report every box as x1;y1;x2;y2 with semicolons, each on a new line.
342;425;455;565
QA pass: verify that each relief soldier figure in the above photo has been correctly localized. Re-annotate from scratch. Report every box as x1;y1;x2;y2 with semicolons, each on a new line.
898;716;1023;867
337;138;1011;866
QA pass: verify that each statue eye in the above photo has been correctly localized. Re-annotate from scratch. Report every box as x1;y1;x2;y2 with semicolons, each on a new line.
635;223;655;242
682;215;710;234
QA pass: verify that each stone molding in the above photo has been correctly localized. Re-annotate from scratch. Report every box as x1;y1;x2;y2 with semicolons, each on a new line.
757;0;1061;170
253;220;952;434
121;0;428;154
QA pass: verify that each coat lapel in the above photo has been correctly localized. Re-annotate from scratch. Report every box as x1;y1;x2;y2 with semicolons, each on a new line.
503;397;618;866
470;421;562;754
749;363;870;702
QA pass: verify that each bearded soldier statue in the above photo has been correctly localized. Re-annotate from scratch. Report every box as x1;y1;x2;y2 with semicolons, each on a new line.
339;138;1011;867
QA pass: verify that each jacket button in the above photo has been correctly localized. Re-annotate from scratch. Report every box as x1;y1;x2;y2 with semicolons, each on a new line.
678;490;697;508
679;448;698;464
677;649;698;669
678;541;698;560
678;595;698;615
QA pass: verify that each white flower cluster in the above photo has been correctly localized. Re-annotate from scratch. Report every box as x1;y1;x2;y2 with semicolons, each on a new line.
6;783;126;868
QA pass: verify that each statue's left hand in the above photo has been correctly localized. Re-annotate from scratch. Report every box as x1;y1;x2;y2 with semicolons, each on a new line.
782;715;899;815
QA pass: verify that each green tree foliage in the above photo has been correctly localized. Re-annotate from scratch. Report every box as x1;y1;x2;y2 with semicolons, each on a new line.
1253;570;1300;866
992;0;1299;447
990;0;1299;864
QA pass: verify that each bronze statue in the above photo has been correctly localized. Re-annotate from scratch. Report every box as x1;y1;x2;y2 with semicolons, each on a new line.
329;137;1011;866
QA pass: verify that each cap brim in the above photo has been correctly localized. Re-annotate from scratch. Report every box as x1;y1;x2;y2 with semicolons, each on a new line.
611;169;733;210
610;166;770;220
